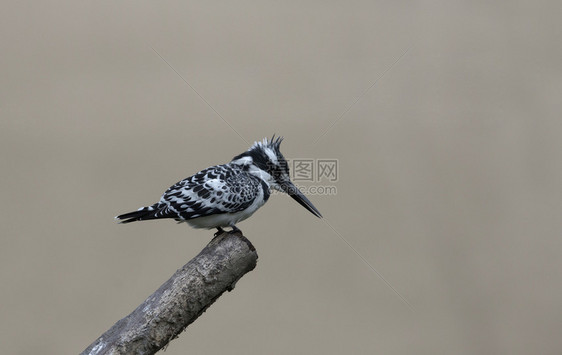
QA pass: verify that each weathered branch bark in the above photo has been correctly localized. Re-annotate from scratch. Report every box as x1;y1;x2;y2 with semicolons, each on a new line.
81;231;258;355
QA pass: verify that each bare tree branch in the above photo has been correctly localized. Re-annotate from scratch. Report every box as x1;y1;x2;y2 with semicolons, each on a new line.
81;231;258;355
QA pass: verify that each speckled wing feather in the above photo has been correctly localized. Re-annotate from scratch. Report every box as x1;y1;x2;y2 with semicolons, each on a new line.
139;164;263;222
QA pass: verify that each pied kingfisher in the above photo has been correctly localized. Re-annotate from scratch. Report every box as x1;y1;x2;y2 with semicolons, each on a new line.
115;136;322;235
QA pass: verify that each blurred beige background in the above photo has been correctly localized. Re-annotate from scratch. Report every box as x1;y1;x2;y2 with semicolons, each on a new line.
1;1;561;354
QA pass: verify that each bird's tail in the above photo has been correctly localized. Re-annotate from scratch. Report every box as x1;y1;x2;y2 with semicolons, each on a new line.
115;204;163;224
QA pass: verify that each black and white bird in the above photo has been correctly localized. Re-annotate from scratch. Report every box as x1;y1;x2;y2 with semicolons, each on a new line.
115;136;322;234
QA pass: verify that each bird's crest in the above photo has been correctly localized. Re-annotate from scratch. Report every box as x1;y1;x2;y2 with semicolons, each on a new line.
249;135;283;153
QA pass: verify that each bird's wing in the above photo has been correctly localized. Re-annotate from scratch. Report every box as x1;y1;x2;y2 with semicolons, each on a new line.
155;165;262;220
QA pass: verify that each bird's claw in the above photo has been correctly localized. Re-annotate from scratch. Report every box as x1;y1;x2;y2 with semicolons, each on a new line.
214;227;224;237
229;226;242;235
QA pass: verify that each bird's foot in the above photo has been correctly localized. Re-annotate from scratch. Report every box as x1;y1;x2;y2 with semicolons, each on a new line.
229;225;242;235
214;227;225;237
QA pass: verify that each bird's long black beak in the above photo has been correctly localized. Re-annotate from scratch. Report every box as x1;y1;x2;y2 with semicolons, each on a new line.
281;181;323;218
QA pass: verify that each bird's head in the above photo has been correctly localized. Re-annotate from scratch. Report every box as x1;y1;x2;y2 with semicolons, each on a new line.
231;136;322;218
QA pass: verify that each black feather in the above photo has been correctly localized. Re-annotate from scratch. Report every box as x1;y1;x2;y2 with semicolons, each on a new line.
115;204;171;224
